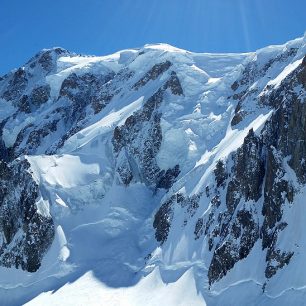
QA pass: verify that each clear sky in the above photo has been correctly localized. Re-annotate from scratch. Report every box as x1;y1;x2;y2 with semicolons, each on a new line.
1;0;306;75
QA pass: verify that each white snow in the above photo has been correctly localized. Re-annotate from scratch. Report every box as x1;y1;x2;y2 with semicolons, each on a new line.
28;154;100;188
2;115;35;148
156;126;189;170
35;196;51;218
0;99;15;120
25;267;204;306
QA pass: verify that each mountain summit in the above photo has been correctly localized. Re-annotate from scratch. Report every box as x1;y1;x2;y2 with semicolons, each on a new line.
0;36;306;305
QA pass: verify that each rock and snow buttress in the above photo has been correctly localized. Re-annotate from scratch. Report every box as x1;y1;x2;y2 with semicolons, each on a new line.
0;35;306;305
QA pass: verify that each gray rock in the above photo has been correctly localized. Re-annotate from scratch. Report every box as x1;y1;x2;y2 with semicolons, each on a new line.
0;159;54;272
112;72;183;189
133;61;172;90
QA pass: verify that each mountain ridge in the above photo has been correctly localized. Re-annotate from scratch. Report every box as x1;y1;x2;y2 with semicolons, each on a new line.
0;35;305;305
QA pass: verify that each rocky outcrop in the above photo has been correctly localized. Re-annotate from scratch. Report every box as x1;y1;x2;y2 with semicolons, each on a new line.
0;159;54;272
207;132;263;284
0;48;69;108
1;68;28;104
153;195;176;244
154;191;201;244
1;70;122;158
112;72;183;189
13;84;51;114
132;60;172;90
231;47;299;126
59;72;115;115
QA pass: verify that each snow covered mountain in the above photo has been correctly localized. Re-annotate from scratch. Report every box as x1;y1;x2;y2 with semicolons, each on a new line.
0;35;305;305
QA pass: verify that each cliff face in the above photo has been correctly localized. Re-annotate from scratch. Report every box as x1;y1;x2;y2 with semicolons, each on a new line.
154;53;306;290
0;159;54;272
0;37;306;305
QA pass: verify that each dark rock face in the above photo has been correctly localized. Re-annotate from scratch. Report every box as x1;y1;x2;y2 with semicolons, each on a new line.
26;47;69;74
265;239;293;279
298;55;306;88
0;48;70;113
0;47;129;159
154;192;201;244
206;116;299;284
133;61;172;90
153;195;176;244
163;71;184;96
2;68;28;103
233;48;298;92
15;85;51;114
112;88;164;187
43;71;116;153
207;132;263;284
230;48;299;127
0;50;63;271
26;120;59;153
194;218;204;240
2;69;121;158
156;165;180;190
0;159;54;272
112;72;183;189
214;160;228;189
208;207;260;284
261;63;306;183
59;72;115;116
261;149;293;248
37;48;66;72
28;85;51;107
228;129;265;204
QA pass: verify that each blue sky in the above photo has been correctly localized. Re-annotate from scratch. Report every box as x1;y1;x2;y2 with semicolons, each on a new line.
0;0;305;74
